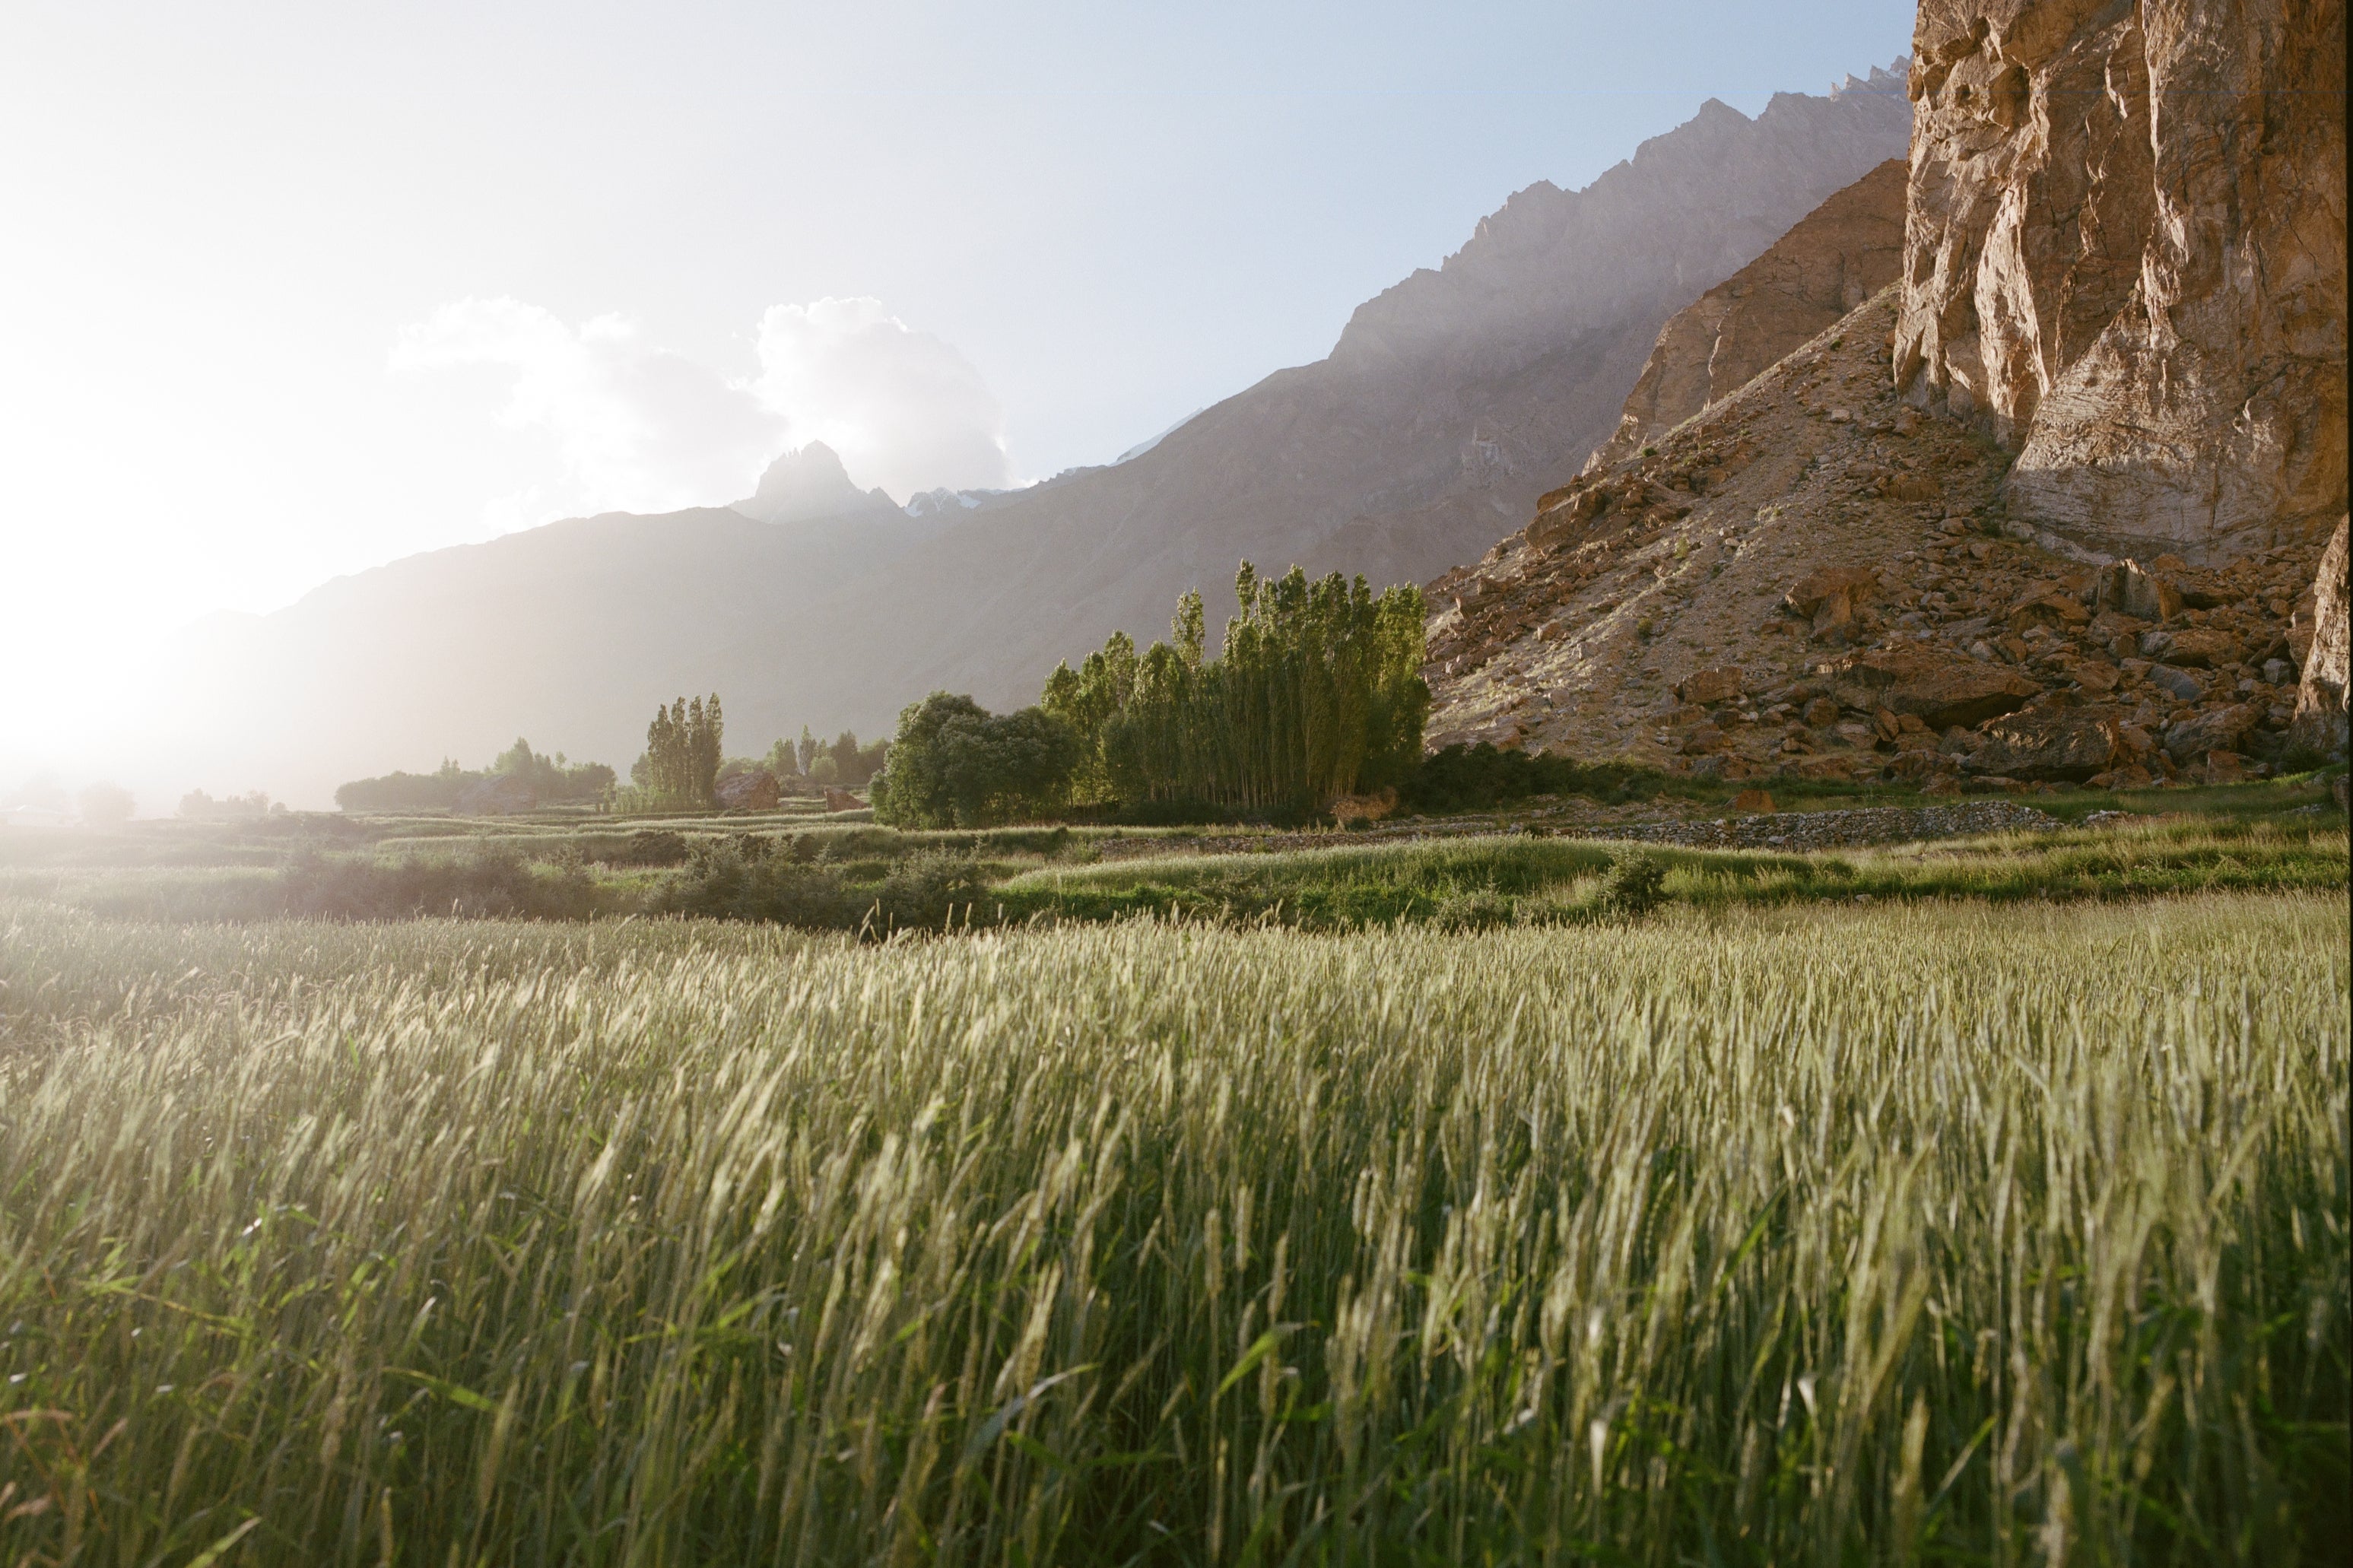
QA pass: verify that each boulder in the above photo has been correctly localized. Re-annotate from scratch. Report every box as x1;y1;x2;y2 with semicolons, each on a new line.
1827;644;2041;730
2005;589;2091;633
2141;627;2243;668
1785;565;1880;617
1730;789;1777;814
2162;704;2256;764
2288;516;2349;760
453;774;537;816
1675;666;1743;704
714;770;781;811
2146;665;2207;703
2088;561;2183;623
1963;709;2122;782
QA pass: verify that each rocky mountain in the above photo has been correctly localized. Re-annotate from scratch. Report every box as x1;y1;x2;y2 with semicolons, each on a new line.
1424;290;2338;784
147;501;950;807
160;66;1915;804
732;443;900;526
753;68;1914;720
1423;0;2348;784
1895;0;2347;560
2291;517;2350;759
1588;159;1909;469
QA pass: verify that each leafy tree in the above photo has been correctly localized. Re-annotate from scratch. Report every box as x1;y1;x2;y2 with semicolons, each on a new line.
760;738;802;781
76;782;134;826
820;731;888;789
872;693;1079;828
337;744;612;813
630;695;724;810
179;789;279;821
1045;562;1427;811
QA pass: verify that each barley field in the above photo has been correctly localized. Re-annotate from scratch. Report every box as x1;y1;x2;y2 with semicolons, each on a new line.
0;894;2344;1565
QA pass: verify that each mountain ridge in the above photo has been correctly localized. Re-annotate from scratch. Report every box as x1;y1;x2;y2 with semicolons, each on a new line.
152;65;1914;805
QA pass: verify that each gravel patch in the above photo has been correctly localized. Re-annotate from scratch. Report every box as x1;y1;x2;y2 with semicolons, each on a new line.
1567;800;2065;851
1087;799;2069;862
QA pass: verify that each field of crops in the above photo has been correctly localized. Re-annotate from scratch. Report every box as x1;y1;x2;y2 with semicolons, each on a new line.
1;893;2345;1564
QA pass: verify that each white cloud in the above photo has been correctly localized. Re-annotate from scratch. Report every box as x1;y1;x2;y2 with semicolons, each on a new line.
392;295;1015;525
391;297;782;522
751;297;1012;499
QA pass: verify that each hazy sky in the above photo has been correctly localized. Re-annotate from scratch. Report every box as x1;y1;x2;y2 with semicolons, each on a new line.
2;1;1912;763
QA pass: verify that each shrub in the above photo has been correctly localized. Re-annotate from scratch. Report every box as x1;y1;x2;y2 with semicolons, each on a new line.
655;837;858;927
1430;887;1515;932
1597;849;1668;919
278;848;602;921
872;849;991;931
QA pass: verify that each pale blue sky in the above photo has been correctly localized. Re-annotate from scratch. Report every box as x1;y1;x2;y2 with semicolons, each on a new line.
2;1;1913;737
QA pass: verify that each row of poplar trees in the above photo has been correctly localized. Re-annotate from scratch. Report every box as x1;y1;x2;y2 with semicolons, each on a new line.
634;694;724;809
1043;563;1428;811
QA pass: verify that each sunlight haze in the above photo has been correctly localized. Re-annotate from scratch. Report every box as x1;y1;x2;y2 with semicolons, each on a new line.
5;0;1912;798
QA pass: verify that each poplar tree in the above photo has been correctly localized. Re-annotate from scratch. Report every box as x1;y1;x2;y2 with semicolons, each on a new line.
634;693;725;809
1043;562;1426;811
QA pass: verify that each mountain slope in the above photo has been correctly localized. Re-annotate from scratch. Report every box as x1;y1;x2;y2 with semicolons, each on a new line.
160;66;1911;805
757;68;1913;718
1588;158;1908;469
1423;289;2326;786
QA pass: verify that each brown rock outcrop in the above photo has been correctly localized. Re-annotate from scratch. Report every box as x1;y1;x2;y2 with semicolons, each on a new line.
1424;285;2330;788
2288;516;2350;758
1593;159;1910;468
1894;0;2348;561
1963;707;2122;779
1828;643;2043;729
715;769;782;811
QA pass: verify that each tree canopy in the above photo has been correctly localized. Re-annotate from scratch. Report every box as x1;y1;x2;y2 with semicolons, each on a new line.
631;696;725;811
1044;563;1427;811
335;741;614;814
871;693;1079;828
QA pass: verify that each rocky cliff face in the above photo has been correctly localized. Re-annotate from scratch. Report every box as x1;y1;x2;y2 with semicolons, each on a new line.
1424;289;2331;787
1894;0;2347;562
1592;160;1910;469
2290;516;2350;758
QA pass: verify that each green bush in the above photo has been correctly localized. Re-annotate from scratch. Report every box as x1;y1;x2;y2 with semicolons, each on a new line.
655;837;859;927
1597;849;1668;919
278;848;603;920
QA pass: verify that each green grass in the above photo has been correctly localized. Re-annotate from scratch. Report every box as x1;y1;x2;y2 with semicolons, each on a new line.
0;894;2343;1563
999;817;2348;928
2;776;2341;931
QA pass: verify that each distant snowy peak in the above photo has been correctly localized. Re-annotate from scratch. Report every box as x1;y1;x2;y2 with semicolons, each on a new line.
903;487;1000;520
